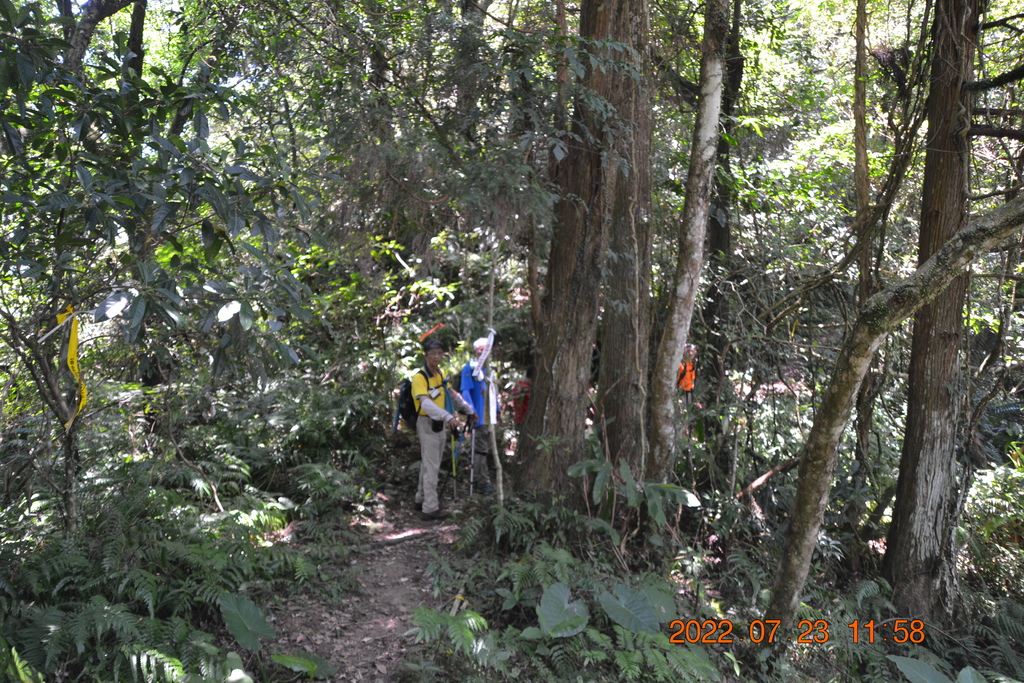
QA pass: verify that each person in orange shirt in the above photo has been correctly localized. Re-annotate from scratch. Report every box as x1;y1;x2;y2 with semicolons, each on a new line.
677;344;697;407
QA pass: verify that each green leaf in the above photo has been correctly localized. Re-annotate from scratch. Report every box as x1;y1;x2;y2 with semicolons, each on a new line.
887;656;954;683
227;165;261;182
205;233;225;263
278;342;299;364
585;517;620;546
649;483;701;509
271;652;315;675
0;636;44;683
41;191;76;211
619;459;639;508
194;108;209;140
642;585;678;623
537;583;588;638
645;483;667;527
151;201;180;232
75;164;93;192
271;652;337;679
0;193;32;205
218;594;276;651
568;459;602;477
592;460;612;505
239;302;256;330
3;121;24;154
954;668;986;683
0;0;16;26
124;296;146;343
15;53;35;84
598;584;660;634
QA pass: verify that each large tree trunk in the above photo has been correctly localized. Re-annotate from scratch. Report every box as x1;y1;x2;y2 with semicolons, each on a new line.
702;0;743;365
647;0;730;482
764;192;1024;637
882;0;979;622
596;7;652;477
518;0;649;493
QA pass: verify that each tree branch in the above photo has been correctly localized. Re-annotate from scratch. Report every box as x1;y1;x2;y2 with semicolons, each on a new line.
981;12;1024;30
965;62;1024;91
736;458;799;500
64;0;136;78
968;125;1024;142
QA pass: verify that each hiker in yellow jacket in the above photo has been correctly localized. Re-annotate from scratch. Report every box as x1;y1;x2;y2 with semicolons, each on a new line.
413;338;474;520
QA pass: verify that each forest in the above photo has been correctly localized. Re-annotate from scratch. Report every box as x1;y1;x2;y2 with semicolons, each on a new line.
2;0;1024;679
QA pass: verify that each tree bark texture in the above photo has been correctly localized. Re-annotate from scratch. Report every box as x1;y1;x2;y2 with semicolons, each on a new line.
596;5;652;478
64;0;136;79
126;0;147;78
647;0;729;483
518;0;650;493
701;0;743;391
882;0;979;622
763;191;1024;641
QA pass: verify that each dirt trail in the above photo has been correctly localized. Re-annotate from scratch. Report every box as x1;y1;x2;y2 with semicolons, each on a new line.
266;495;464;682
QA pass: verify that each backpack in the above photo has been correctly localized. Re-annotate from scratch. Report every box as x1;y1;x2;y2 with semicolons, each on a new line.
447;370;462;395
396;369;428;431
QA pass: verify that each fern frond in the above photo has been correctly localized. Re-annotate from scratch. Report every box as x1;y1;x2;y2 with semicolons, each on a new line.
614;648;643;681
664;644;720;681
854;579;881;609
548;643;573;679
642;645;671;681
291;555;313;584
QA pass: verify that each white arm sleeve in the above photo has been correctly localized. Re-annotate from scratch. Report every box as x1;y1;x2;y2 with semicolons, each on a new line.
416;395;453;422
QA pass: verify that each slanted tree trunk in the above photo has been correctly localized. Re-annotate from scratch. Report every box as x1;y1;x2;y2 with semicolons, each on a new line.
63;0;136;79
518;0;650;493
647;0;730;482
763;193;1024;639
882;0;979;622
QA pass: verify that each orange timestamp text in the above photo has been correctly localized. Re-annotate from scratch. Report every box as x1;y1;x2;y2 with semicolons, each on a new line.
667;619;926;645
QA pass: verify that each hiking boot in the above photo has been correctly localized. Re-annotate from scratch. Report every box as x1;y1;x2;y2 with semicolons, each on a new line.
420;508;450;521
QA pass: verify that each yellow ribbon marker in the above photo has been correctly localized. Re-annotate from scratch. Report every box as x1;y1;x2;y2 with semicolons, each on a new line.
56;305;87;429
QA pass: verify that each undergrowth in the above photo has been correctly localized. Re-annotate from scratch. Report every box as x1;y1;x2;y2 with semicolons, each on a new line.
402;485;1024;683
0;373;378;681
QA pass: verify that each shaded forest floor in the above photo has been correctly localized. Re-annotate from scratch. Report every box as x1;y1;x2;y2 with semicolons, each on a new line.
269;507;459;681
265;443;482;682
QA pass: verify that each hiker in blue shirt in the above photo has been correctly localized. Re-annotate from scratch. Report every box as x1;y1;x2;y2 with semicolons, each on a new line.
460;337;498;494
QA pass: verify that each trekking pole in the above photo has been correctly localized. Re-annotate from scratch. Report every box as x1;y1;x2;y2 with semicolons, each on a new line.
451;422;469;501
469;427;476;495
